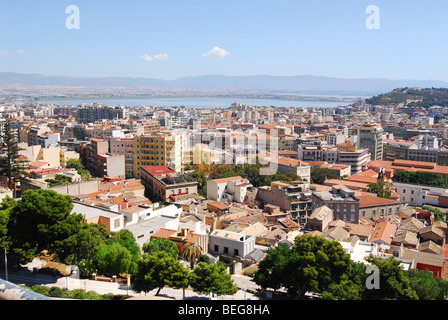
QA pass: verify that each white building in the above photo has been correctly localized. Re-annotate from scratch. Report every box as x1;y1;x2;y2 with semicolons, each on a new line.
338;148;371;175
392;182;448;206
414;134;438;149
207;176;253;203
208;229;255;259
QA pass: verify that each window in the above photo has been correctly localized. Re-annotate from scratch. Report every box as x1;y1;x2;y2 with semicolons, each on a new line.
234;249;239;256
224;247;229;254
214;245;218;252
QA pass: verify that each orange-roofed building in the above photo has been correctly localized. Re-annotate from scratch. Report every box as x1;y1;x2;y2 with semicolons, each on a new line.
150;228;208;255
358;194;405;220
368;159;448;182
369;220;398;245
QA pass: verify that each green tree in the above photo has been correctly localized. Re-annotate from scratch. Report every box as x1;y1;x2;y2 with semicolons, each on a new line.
421;206;446;221
51;214;101;265
108;229;141;274
310;167;339;184
0;196;15;251
181;240;203;269
133;251;190;296
254;243;291;292
407;269;448;300
367;180;393;199
254;234;352;299
287;234;352;298
6;189;76;264
363;255;417;300
392;170;448;188
94;242;133;276
66;158;91;181
92;230;141;276
142;238;179;260
321;260;367;300
0;117;28;197
189;170;207;196
190;261;238;297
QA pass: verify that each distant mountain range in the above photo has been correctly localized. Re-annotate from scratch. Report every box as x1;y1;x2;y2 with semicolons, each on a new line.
1;72;448;96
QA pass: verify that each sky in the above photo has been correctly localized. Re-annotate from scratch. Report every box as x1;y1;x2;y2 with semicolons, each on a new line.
1;0;448;81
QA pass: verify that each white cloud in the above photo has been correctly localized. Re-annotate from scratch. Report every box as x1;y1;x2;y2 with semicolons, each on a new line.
202;46;230;61
141;53;168;62
0;50;26;56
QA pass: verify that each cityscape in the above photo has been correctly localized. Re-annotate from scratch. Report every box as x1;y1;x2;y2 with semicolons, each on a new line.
2;0;448;310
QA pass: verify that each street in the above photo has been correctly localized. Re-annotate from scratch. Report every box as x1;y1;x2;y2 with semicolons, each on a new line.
0;258;262;300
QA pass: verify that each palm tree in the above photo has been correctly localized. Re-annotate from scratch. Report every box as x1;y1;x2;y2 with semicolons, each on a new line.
181;240;203;269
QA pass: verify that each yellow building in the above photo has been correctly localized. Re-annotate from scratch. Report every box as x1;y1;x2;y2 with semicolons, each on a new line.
133;132;184;178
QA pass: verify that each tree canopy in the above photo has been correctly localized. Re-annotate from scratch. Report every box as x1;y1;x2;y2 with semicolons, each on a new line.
5;189;79;264
133;251;190;296
142;237;179;260
0;117;28;197
190;261;238;297
255;234;352;299
367;180;393;199
253;234;446;300
310;167;339;184
392;170;448;188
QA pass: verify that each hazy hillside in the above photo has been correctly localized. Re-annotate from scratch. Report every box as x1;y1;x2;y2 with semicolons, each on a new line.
1;72;448;96
365;87;448;108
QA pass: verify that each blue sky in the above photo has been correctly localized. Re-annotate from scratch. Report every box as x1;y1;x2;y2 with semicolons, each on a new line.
1;0;448;81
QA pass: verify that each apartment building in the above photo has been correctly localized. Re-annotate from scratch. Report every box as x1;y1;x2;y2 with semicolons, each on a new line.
88;138;125;178
96;153;126;178
256;180;313;224
206;176;253;203
298;144;370;175
312;186;360;224
133;132;183;178
272;157;311;182
338;148;371;175
382;139;418;161
109;137;135;177
84;124;125;139
357;123;384;161
76;105;126;124
140;166;198;203
27;125;60;147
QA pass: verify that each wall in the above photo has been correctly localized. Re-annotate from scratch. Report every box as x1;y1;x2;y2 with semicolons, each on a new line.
393;182;447;206
22;179;99;196
256;187;290;211
360;203;403;219
208;233;255;258
106;155;126;178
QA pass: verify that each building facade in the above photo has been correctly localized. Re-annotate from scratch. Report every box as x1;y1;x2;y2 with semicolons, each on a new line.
357;123;384;161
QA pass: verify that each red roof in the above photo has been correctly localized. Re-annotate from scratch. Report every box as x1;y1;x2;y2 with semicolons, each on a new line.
358;194;399;208
142;166;176;177
370;220;397;244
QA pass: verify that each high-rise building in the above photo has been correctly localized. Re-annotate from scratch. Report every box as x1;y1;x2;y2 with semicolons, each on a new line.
357;123;384;161
133;132;184;178
76;105;126;124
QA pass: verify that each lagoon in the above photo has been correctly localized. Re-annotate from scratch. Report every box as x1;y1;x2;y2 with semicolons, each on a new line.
37;96;353;109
